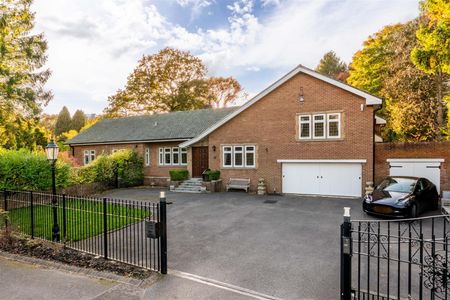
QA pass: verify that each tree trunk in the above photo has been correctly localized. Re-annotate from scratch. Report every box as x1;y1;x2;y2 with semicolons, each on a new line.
436;71;444;138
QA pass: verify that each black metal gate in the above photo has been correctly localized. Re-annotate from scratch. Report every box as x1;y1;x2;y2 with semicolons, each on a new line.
341;210;450;299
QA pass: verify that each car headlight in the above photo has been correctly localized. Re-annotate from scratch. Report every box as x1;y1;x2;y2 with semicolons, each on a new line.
397;197;411;205
364;195;372;203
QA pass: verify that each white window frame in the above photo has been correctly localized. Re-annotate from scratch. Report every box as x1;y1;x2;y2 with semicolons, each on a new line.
180;148;187;165
245;146;256;168
222;146;233;168
84;150;96;165
233;146;244;167
298;113;342;140
164;148;171;165
222;145;256;168
313;114;326;139
158;147;187;166
172;147;179;165
145;147;150;166
327;113;341;138
299;115;311;140
159;148;164;165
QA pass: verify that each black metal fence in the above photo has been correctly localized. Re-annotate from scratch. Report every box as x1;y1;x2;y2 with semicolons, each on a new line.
1;189;167;273
341;209;450;299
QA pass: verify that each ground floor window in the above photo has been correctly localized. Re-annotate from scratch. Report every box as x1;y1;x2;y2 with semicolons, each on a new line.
222;145;256;168
84;150;96;165
159;147;187;166
145;147;150;166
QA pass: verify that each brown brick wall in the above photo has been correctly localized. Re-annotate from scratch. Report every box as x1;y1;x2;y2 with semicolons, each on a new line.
207;72;375;193
375;142;450;191
71;141;187;181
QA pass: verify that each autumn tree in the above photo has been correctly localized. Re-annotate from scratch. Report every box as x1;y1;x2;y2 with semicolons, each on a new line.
315;51;348;81
71;110;86;132
104;48;242;117
383;20;440;141
0;0;52;149
348;21;441;141
54;106;72;136
411;0;450;132
347;25;401;96
207;77;242;108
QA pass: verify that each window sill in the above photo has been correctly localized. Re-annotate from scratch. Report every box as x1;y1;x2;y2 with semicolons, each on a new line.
221;167;257;170
296;138;344;142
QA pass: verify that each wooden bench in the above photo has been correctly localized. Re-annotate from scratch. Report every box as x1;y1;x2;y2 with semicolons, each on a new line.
226;178;250;192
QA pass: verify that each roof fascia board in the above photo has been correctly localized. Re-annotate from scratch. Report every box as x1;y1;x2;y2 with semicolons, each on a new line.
181;65;382;148
68;138;189;146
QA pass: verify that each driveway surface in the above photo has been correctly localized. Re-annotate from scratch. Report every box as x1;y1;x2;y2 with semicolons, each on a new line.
102;188;374;299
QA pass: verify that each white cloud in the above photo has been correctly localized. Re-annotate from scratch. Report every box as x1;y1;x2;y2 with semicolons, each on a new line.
32;0;419;114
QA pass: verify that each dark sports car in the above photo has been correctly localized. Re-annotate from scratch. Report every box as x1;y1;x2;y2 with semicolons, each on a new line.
363;176;439;218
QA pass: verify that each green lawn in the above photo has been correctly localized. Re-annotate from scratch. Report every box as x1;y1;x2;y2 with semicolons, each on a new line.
7;199;150;242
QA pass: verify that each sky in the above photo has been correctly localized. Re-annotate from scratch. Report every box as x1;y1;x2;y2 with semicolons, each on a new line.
32;0;420;115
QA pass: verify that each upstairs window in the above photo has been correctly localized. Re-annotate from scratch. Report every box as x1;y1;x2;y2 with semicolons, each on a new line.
298;113;342;141
313;114;326;139
299;115;311;139
327;113;341;138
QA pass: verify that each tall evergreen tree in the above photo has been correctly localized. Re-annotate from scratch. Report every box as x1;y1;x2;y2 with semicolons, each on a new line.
315;51;348;80
71;110;86;132
54;106;72;136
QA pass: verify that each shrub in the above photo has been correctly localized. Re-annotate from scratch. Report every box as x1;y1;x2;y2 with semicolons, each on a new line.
111;150;144;187
169;169;189;181
208;170;221;181
0;149;71;191
75;149;144;188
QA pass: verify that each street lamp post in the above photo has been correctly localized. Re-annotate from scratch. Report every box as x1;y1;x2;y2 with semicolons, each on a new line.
45;139;60;242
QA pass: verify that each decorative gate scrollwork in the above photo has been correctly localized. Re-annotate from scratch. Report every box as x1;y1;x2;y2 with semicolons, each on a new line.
341;214;450;300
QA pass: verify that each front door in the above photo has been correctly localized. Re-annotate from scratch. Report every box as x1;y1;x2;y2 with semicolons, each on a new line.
192;147;209;177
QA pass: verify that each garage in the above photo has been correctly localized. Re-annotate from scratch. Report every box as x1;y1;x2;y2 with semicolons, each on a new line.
279;160;365;197
388;159;444;192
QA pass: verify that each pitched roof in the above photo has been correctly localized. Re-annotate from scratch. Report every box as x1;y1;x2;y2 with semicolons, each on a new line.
67;107;239;145
180;64;383;148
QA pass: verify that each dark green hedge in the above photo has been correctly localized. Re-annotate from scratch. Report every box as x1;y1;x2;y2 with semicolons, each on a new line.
169;169;189;181
0;149;71;191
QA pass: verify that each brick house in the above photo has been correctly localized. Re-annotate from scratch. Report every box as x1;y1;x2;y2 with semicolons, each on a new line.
68;65;386;197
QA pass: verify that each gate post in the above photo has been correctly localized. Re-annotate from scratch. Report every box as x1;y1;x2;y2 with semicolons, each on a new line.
3;189;7;228
340;207;352;300
160;191;168;274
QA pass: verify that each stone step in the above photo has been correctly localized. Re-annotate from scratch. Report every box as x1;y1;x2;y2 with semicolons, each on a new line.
172;188;205;193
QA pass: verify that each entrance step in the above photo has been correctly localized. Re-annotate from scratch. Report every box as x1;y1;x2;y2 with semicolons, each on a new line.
172;178;206;193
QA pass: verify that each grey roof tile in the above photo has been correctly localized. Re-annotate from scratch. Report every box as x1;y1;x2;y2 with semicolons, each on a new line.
67;107;239;145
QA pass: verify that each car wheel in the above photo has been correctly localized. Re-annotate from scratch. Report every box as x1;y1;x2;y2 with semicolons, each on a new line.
410;204;417;218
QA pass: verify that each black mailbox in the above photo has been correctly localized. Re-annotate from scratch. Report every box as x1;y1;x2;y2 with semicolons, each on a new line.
145;220;160;239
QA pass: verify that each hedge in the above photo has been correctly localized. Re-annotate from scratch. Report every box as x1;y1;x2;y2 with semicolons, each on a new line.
75;149;144;188
0;149;71;191
169;169;189;181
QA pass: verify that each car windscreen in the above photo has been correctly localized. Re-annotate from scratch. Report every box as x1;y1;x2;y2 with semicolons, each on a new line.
377;178;416;193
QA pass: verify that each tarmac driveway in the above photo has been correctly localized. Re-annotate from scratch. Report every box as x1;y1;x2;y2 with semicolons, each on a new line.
102;188;371;299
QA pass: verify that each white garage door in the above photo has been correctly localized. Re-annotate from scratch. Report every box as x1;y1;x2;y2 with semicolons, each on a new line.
388;159;443;192
281;162;363;197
